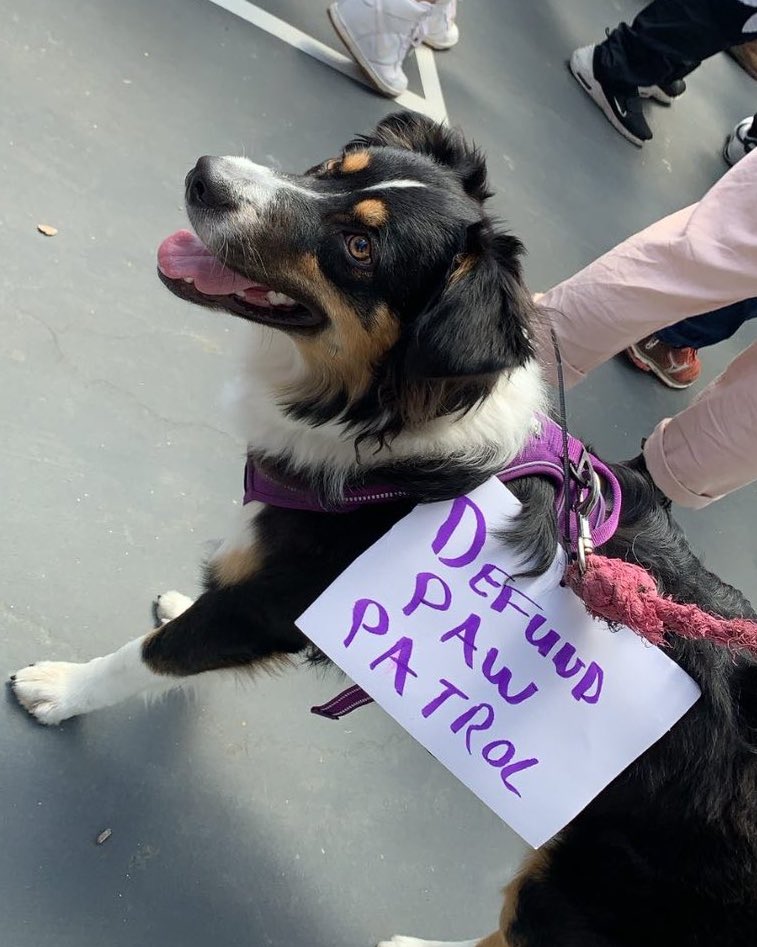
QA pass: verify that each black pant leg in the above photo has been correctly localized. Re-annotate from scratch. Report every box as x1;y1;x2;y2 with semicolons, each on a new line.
594;0;757;93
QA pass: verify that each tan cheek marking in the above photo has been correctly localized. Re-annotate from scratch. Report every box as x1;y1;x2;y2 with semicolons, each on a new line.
289;254;398;402
341;150;371;173
499;846;553;943
210;545;263;588
354;198;388;227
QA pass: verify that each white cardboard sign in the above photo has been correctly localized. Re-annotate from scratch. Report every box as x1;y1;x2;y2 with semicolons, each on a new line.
297;478;700;847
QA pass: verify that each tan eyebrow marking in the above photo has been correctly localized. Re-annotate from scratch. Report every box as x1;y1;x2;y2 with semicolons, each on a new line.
353;198;388;227
341;150;372;173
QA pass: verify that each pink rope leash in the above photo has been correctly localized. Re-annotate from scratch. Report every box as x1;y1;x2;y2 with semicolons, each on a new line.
566;554;757;652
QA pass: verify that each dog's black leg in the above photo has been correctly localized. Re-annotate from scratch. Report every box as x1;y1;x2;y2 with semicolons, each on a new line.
10;503;405;724
142;578;310;677
9;554;320;726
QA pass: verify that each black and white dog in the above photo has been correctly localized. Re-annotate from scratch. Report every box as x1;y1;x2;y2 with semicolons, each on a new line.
11;113;757;947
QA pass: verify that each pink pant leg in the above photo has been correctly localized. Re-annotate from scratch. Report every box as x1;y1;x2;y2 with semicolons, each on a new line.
533;150;757;508
644;342;757;508
535;149;757;388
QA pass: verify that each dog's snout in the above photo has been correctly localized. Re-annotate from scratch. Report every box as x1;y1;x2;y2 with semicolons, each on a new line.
186;156;234;209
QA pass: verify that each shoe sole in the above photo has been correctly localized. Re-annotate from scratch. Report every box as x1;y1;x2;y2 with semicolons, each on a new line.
639;86;673;106
625;345;695;389
568;50;645;148
423;37;457;50
327;4;404;98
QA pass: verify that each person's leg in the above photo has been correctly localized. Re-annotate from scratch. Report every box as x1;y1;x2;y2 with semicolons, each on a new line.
656;298;757;349
595;0;757;93
534;150;757;507
643;342;757;507
570;0;757;145
535;149;757;388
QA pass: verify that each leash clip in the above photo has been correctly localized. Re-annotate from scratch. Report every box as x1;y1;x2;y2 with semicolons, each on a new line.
576;511;594;574
570;448;601;574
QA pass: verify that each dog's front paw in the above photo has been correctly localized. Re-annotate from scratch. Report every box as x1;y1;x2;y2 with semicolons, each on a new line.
10;661;89;725
155;590;194;624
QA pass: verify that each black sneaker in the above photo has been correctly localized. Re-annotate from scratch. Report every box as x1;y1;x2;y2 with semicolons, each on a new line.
569;44;653;147
639;78;686;105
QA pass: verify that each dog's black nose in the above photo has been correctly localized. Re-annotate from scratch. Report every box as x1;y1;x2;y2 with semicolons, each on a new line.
186;156;234;209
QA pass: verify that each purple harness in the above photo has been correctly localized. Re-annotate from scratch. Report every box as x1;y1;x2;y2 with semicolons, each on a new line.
244;415;620;546
243;414;622;719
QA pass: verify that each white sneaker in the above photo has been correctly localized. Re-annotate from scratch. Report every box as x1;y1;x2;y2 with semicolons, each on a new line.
424;0;458;50
723;115;757;166
329;0;434;97
569;44;652;147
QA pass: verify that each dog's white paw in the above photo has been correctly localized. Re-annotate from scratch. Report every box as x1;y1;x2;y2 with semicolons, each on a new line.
155;590;194;624
10;661;89;725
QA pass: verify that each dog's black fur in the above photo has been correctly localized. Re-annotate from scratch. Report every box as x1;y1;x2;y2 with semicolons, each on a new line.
152;113;757;946
17;113;757;945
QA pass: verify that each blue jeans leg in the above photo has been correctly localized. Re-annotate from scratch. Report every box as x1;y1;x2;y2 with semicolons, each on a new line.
656;298;757;349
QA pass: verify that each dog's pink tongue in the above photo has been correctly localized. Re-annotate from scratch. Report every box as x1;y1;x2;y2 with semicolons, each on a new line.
157;229;259;295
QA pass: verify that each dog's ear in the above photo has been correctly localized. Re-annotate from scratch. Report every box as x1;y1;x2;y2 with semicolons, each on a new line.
406;228;534;379
357;111;491;202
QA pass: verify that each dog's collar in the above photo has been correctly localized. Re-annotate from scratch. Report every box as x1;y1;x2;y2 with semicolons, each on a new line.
243;414;622;552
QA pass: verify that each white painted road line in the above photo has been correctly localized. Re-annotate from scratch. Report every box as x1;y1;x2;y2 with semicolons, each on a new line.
416;45;448;123
206;0;447;121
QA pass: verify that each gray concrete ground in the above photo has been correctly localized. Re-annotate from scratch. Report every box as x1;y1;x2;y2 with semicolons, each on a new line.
1;1;756;945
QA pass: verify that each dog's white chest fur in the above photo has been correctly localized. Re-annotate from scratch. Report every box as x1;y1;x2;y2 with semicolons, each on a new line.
224;325;546;489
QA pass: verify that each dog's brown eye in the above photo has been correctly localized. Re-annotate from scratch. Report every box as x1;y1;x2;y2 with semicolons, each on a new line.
323;157;341;172
346;234;372;264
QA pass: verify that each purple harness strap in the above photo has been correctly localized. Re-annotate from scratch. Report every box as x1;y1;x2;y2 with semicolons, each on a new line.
244;461;409;510
496;416;621;551
309;684;375;719
243;414;622;720
244;415;621;548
